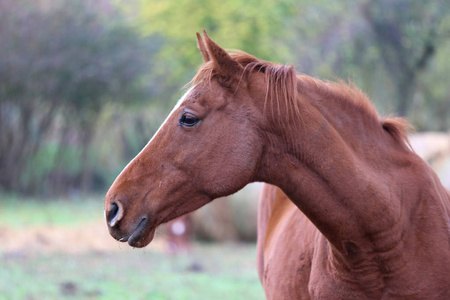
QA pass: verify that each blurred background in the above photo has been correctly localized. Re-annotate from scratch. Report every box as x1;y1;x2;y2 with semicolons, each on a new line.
1;0;449;299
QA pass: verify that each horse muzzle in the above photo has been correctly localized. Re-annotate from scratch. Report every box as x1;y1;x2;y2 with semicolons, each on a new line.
105;201;155;248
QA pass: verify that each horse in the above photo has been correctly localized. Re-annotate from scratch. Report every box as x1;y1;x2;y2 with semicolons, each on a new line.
105;31;450;299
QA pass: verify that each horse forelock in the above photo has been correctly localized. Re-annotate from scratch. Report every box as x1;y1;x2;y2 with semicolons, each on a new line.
190;50;412;148
190;50;299;125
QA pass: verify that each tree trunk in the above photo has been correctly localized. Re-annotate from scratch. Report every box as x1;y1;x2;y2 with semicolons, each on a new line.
79;121;95;193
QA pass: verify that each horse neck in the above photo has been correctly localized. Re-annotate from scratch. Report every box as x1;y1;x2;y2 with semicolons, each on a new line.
254;76;450;295
256;78;412;251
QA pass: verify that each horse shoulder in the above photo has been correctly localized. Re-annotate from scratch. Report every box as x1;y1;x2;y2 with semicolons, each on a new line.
257;184;318;300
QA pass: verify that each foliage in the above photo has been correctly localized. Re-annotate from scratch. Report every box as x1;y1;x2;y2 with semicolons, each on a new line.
127;0;450;123
0;0;156;194
362;0;450;117
1;0;449;197
118;0;298;91
418;40;450;130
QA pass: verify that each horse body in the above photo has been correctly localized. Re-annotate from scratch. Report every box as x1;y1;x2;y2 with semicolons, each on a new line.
105;31;450;299
258;181;450;299
253;73;450;298
257;184;317;299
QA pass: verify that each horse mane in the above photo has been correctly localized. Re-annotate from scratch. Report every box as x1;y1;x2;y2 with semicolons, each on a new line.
191;50;412;147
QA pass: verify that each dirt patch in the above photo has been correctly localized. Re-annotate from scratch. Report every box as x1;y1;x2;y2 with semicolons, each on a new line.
0;220;165;255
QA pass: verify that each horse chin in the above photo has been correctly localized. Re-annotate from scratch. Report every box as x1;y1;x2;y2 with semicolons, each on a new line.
127;218;155;248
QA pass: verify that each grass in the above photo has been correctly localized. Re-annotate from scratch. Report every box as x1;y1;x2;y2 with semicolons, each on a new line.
0;244;264;300
0;193;104;228
0;194;265;299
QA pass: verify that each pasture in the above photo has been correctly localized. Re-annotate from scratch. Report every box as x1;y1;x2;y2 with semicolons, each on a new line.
2;1;450;298
0;196;264;300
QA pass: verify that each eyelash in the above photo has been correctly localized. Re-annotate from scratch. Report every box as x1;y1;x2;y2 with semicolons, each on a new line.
179;112;200;127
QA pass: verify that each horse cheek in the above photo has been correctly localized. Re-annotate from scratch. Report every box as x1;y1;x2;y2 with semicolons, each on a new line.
222;134;261;192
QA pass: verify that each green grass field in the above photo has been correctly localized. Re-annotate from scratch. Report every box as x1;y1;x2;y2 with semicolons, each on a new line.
0;194;103;228
1;243;264;300
0;195;265;300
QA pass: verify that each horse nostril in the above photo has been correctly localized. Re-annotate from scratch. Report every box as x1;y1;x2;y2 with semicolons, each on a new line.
107;202;121;227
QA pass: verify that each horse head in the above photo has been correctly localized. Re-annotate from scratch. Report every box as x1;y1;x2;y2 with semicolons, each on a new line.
104;31;267;247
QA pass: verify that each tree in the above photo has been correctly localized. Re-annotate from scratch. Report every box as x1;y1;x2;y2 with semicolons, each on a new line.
118;0;298;97
0;0;155;193
362;0;450;117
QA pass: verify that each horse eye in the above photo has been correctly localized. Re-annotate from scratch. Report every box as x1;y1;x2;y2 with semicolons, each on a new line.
179;113;200;127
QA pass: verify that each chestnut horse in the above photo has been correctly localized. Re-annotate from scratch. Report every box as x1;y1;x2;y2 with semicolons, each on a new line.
105;31;450;299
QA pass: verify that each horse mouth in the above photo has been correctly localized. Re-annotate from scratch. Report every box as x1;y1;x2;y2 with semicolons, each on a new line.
124;218;155;248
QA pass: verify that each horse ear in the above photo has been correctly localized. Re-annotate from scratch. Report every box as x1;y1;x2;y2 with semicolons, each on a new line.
202;30;243;82
196;32;210;62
